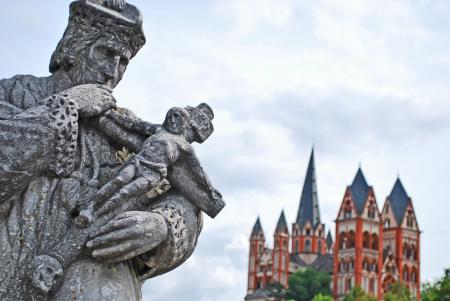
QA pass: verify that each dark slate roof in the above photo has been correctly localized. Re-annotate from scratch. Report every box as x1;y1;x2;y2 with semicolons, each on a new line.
275;210;289;233
290;254;333;274
311;254;334;273
388;178;410;225
350;168;370;215
290;254;308;266
251;217;264;238
326;230;333;249
245;289;270;300
296;149;321;228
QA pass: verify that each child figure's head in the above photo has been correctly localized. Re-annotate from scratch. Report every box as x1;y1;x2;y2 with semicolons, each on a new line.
185;103;214;144
162;107;189;135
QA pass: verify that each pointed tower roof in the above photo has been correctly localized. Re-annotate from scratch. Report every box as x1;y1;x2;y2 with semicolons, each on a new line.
350;168;370;215
326;230;333;249
296;149;321;228
275;210;289;234
388;178;410;225
251;217;264;239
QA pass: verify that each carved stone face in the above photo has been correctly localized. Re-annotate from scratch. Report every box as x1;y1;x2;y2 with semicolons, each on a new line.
67;37;132;88
163;108;188;135
31;255;64;293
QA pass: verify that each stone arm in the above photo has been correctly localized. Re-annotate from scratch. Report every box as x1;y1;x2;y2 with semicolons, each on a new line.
0;77;116;205
169;151;225;218
104;108;160;136
91;107;161;154
0;88;79;204
131;191;203;281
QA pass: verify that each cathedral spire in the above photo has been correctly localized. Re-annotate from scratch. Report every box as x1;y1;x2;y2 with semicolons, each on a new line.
350;167;370;215
326;230;333;249
388;177;411;225
251;217;264;239
275;210;289;234
296;148;321;228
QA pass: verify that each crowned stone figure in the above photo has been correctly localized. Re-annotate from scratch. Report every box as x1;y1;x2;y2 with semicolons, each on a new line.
0;1;224;300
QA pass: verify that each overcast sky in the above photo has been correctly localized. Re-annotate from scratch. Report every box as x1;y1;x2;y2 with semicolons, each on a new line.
1;1;450;300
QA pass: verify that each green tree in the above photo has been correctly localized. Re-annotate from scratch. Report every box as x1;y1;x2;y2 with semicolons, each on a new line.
285;268;331;301
421;282;439;301
266;282;285;301
311;293;334;301
343;287;377;301
384;282;411;301
422;269;450;301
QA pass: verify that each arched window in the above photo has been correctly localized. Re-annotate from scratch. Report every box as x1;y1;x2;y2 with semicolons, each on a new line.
411;268;417;283
406;246;412;259
384;219;390;228
373;260;379;273
371;234;379;250
363;232;370;249
369;278;375;293
348;231;355;249
368;201;376;219
295;240;299;253
344;201;352;219
318;240;323;254
386;203;390;214
305;226;311;236
339;232;347;250
407;210;414;228
411;244;417;260
347;277;353;290
363;258;369;271
305;239;311;253
403;242;408;258
403;266;409;281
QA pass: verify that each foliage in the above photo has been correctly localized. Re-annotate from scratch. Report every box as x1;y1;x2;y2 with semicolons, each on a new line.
311;293;334;301
383;282;411;301
285;268;331;301
343;287;377;301
266;282;285;301
422;269;450;301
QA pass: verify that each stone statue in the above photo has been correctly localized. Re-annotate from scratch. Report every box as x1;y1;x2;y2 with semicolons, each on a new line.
0;1;224;300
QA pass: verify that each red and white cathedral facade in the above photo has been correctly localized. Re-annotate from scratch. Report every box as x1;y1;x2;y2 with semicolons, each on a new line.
246;150;421;301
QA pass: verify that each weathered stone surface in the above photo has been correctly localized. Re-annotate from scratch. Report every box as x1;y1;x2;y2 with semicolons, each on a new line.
0;1;224;300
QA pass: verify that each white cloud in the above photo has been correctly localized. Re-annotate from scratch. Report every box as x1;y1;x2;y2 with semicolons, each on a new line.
143;254;246;301
2;1;450;300
214;0;299;35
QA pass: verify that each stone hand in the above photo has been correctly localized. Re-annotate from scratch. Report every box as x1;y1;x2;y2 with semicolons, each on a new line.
62;84;117;118
105;0;126;11
86;211;168;263
94;161;164;216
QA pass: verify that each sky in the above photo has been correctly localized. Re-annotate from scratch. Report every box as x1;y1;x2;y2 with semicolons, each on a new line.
1;0;450;300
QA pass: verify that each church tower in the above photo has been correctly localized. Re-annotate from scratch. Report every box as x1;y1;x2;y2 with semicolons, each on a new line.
292;149;326;262
247;217;266;294
381;178;421;300
333;168;383;300
272;211;290;287
326;230;334;254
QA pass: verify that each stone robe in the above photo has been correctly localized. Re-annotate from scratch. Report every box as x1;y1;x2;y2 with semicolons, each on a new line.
0;74;202;300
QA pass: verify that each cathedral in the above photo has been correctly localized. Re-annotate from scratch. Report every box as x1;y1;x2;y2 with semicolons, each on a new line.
245;150;421;301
